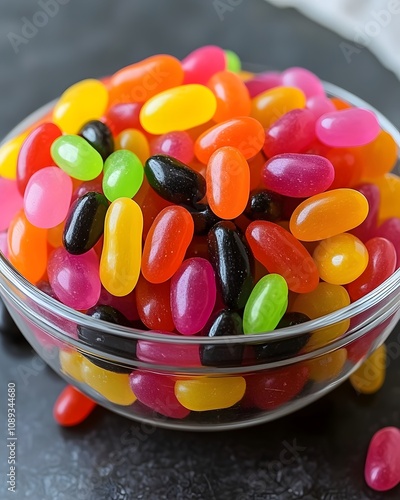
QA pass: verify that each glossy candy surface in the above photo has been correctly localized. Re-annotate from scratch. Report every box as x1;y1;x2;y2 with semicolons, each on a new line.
351;184;380;242
207;70;251;122
281;67;324;98
79;120;114;160
182;46;226;85
359;130;398;178
374;218;400;267
135;275;174;331
245;190;283;222
0;133;29;179
116;129;150;164
103;150;144;202
105;103;143;136
245;72;282;98
151;131;194;164
187;204;220;235
0;178;23;232
136;336;201;367
59;350;85;382
350;344;386;394
53;385;96;427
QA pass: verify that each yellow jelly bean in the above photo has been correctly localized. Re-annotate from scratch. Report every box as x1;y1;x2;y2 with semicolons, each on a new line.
59;349;85;383
115;129;150;164
175;377;246;411
306;348;347;383
140;84;217;134
100;198;143;296
0;133;28;179
53;79;109;134
365;173;400;222
251;86;306;128
81;358;136;406
349;344;386;394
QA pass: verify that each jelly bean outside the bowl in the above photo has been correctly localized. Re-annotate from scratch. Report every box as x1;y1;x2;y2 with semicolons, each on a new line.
207;70;251;122
182;45;226;85
103;150;144;202
79;120;114;161
350;344;386;395
53;385;96;427
135;275;174;331
0;178;23;232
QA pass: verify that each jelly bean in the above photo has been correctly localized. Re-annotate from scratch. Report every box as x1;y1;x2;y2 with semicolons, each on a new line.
0;177;23;231
305;348;347;382
53;79;109;134
238;71;255;82
81;357;136;406
0;231;9;258
251;86;306;129
207;146;250;219
187;204;220;236
171;258;216;335
248;152;267;190
17;122;62;195
63;192;109;255
208;221;253;310
347;238;396;301
224;50;241;73
78;305;136;373
48;248;101;309
145;155;206;206
104;102;144;136
175;376;246;411
109;54;184;105
200;309;244;367
0;133;28;179
182;46;226;85
72;176;103;202
7;209;47;284
142;206;194;284
243;274;288;334
281;67;325;98
98;287;139;322
364;427;400;491
325;147;364;189
24;167;73;229
253;312;311;362
262;153;334;197
350;344;386;394
245;190;283;222
116;129;150;164
130;371;190;419
359;130;398;178
79;120;114;161
100;198;143;296
51;135;103;181
53;385;96;427
135;275;174;331
245;72;282;98
137;335;201;367
368;173;400;222
59;349;85;382
207;71;251;122
313;233;369;285
194;116;265;165
244;365;309;410
47;221;65;249
374;218;400;268
330;97;351;111
263;109;316;157
246;221;319;293
316;108;380;148
140;84;217;134
151;131;194;164
290;188;369;241
103;150;144;202
306;95;336;119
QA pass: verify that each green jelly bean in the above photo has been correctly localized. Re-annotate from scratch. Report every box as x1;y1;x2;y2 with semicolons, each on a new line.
51;135;103;181
103;150;144;202
225;50;241;73
243;274;288;334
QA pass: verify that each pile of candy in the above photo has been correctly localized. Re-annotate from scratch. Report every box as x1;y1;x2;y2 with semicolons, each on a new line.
0;45;399;419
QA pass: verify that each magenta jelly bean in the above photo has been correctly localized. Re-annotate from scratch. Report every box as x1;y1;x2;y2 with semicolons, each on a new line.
281;67;325;98
170;257;216;335
245;72;282;98
24;167;73;229
182;46;226;85
365;427;400;491
263;108;316;157
316;108;381;147
137;334;201;367
306;95;336;118
262;153;334;197
48;248;101;310
129;371;190;419
374;218;400;268
151;131;194;164
0;177;23;231
351;184;380;242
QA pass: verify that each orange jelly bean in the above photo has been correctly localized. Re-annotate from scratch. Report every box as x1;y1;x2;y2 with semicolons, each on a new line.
206;146;250;220
366;173;400;222
251;86;306;128
359;130;398;178
207;70;251;122
306;348;348;382
142;206;194;284
290;188;369;241
194;116;265;164
108;54;184;105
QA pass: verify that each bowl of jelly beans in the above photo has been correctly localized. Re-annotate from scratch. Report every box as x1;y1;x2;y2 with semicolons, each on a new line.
1;46;400;430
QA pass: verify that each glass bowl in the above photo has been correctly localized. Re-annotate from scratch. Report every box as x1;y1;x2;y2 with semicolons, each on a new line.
1;82;400;431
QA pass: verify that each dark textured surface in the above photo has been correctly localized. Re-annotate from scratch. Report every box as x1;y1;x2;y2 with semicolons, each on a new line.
1;0;400;498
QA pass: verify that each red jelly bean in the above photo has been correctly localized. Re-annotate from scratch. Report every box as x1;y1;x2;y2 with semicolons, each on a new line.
53;385;96;427
325;147;364;189
104;102;144;136
182;45;226;85
246;221;319;293
135;275;174;331
365;427;400;492
374;218;400;269
351;184;380;242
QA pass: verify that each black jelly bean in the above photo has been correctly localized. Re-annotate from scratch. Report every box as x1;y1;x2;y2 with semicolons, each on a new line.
245;190;284;222
254;312;311;362
78;305;136;374
145;155;206;206
186;203;221;235
63;192;109;255
208;221;253;310
79;120;114;161
200;309;244;367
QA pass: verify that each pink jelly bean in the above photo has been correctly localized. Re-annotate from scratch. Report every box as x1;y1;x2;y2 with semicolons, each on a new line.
316;109;381;147
98;287;139;321
182;46;226;85
0;231;8;258
24;166;73;229
263;108;316;157
245;72;282;98
137;334;201;367
374;218;400;268
0;177;23;231
365;427;400;491
170;257;216;335
103;102;144;136
306;95;336;119
151;131;194;164
48;248;101;310
281;67;325;98
129;371;190;419
262;153;334;197
351;184;380;242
